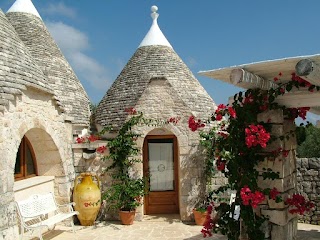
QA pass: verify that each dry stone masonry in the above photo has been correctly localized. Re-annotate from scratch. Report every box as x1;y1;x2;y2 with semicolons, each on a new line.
297;158;320;225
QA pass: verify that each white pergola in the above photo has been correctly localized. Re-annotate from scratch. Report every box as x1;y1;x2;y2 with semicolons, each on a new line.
199;54;320;115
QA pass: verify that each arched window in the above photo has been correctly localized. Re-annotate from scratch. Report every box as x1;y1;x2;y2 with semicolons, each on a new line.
14;136;38;180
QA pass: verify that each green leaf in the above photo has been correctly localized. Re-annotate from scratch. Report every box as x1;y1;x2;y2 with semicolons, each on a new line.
286;84;292;92
268;95;275;103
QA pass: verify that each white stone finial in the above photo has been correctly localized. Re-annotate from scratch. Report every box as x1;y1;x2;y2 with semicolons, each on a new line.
151;5;159;21
138;5;172;49
151;5;158;13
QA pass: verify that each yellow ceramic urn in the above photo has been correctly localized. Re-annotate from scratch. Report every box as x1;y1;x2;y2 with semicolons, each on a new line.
73;172;101;226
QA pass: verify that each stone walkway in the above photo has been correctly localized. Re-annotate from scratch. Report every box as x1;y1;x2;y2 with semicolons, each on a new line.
36;216;320;240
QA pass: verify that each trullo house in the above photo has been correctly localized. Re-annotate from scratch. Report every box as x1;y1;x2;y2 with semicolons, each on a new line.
95;6;217;221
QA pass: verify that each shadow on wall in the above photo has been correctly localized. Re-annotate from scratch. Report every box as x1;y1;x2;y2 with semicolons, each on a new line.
25;128;63;176
180;143;207;212
297;229;320;239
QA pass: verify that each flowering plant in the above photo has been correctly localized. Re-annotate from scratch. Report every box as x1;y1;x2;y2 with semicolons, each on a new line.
190;72;316;240
75;134;99;144
285;194;314;215
101;110;148;211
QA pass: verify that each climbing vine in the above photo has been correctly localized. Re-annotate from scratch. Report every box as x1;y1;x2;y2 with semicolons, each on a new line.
190;72;316;239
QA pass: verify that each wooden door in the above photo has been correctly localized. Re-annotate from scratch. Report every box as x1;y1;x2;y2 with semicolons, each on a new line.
143;135;179;214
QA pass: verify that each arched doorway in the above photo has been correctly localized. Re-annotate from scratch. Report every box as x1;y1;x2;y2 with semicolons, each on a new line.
143;134;179;214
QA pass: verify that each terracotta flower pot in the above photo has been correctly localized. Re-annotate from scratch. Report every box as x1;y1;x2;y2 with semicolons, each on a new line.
119;210;136;225
193;209;207;226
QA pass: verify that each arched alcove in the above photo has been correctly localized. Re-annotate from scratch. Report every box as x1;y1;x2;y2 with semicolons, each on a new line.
24;128;63;176
13;128;65;202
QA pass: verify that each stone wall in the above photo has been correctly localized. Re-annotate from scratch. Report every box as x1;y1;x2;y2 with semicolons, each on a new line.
296;158;320;225
0;88;75;239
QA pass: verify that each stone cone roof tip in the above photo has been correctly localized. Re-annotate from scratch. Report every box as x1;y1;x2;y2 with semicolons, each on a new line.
138;5;172;48
7;0;41;19
6;9;90;125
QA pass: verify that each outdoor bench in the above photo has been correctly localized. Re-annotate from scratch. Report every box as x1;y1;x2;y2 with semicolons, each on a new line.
15;192;79;240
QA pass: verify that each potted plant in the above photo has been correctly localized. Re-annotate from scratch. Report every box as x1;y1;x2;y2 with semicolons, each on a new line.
103;176;147;224
193;197;209;226
101;110;148;224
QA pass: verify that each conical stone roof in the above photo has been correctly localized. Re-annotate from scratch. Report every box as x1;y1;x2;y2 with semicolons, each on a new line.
95;7;215;130
0;9;61;112
6;1;90;126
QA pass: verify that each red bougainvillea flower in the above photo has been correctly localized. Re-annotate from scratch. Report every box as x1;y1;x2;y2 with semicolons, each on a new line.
251;191;265;208
214;104;228;121
167;116;181;124
259;104;268;111
291;73;312;87
216;159;226;171
285;194;314;215
298;107;310;120
76;137;86;144
125;107;137;115
271;148;289;158
282;150;289;157
240;185;252;206
288;107;310;120
217;131;228;139
269;188;280;200
87;135;99;142
201;203;215;237
274;72;283;81
215;114;223;121
188;116;205;131
97;145;107;154
243;94;254;105
228;107;237;118
216;104;226;112
240;186;265;208
245;124;270;148
259;95;269;111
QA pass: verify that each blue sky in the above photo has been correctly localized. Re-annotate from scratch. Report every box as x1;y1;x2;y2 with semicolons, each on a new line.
2;0;320;123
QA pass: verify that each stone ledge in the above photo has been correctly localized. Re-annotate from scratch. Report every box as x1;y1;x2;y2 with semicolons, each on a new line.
258;172;296;192
13;176;54;192
71;141;107;149
262;208;296;226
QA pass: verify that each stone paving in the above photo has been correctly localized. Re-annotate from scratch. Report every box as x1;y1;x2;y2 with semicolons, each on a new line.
41;221;225;240
36;216;320;240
